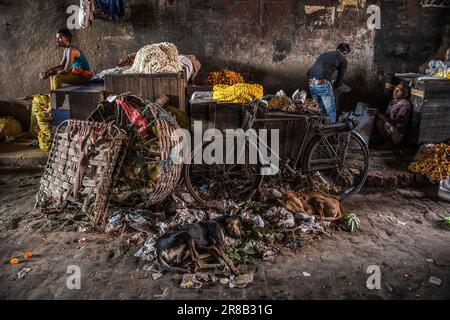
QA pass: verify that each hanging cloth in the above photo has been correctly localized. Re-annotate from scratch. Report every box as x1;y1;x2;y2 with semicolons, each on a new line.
78;0;95;28
94;0;125;21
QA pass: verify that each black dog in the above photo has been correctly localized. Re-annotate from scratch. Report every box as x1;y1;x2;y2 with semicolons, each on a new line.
155;216;241;274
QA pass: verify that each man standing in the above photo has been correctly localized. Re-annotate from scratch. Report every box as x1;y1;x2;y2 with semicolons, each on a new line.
39;28;93;90
307;43;351;123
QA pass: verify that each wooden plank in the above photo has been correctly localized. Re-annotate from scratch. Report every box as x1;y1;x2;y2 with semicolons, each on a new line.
411;88;424;98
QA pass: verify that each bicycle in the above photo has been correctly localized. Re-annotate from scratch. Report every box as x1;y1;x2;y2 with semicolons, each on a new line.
184;97;370;203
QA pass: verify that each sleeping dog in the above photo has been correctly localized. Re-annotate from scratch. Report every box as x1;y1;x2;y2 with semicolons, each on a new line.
156;215;241;274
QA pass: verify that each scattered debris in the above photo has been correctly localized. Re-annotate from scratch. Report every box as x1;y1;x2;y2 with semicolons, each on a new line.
180;193;195;204
398;220;407;226
229;273;254;288
17;268;31;279
135;234;158;262
429;276;442;286
444;216;450;227
252;215;265;228
263;207;296;229
154;286;169;298
180;274;203;289
303;272;311;277
152;273;163;281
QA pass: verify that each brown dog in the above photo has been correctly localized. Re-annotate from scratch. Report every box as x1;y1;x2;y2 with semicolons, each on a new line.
283;191;343;220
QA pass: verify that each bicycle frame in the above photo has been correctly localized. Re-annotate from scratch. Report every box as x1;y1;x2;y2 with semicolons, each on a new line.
242;102;353;177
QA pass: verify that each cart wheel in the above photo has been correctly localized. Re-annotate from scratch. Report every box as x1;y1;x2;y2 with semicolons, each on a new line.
305;130;369;198
184;136;263;203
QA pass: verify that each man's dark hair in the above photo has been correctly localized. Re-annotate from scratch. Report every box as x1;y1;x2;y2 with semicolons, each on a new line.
57;28;72;41
337;43;351;54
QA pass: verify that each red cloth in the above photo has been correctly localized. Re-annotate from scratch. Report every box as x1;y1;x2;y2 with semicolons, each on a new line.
116;97;149;136
72;67;94;79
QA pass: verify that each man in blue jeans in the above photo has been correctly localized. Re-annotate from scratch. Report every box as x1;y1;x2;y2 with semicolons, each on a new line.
307;43;351;123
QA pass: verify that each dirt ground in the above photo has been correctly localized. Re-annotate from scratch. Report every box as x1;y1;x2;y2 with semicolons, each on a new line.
0;167;449;300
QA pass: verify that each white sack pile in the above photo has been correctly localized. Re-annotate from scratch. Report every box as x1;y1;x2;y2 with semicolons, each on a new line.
125;42;182;74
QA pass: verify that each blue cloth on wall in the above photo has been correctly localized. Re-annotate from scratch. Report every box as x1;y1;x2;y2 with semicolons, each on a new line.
95;0;125;21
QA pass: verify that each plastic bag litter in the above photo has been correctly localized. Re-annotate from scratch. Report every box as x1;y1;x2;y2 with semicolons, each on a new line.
180;274;203;289
17;268;31;279
295;212;315;223
156;221;169;235
252;215;265;228
169;208;206;228
438;177;450;202
106;209;154;234
298;222;326;234
105;210;125;233
263;207;295;229
229;273;254;288
134;234;158;261
429;276;442;286
292;89;307;105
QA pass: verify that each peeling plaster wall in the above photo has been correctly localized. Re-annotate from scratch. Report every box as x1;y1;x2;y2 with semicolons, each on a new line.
0;0;448;109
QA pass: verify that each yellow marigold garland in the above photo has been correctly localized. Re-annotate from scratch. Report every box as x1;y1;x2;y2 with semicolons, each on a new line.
212;83;264;103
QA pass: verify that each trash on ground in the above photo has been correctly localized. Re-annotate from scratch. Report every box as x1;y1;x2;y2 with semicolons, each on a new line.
152;272;163;281
229;273;254;288
17;268;31;279
429;276;442;286
180;273;203;289
135;234;158;262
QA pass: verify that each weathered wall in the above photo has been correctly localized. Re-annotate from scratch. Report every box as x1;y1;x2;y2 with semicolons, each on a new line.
0;0;448;108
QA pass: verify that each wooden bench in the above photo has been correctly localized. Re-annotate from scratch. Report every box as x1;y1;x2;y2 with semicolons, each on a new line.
50;83;106;121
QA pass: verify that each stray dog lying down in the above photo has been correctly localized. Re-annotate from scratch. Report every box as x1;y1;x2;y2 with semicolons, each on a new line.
283;190;343;220
156;216;241;274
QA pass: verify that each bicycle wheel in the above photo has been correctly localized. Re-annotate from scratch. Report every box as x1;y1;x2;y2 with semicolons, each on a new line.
184;136;263;203
305;130;369;198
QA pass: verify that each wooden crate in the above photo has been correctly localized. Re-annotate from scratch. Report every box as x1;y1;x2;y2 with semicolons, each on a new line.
189;100;309;161
50;84;105;123
189;101;245;133
385;74;450;144
104;72;187;112
255;111;309;161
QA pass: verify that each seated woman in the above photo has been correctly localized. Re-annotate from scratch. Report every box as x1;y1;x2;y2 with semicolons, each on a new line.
39;28;93;90
374;83;412;145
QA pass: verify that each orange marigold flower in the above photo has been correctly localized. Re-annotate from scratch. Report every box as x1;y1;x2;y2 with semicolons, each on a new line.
10;258;19;265
24;252;33;259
